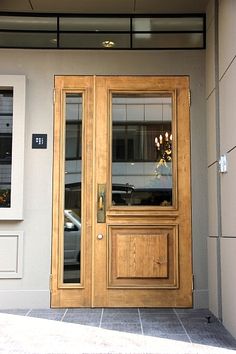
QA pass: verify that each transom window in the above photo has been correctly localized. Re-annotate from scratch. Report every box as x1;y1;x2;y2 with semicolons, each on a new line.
0;13;205;49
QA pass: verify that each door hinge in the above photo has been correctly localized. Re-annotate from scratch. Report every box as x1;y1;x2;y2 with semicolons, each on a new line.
49;274;53;291
188;90;191;107
192;274;195;291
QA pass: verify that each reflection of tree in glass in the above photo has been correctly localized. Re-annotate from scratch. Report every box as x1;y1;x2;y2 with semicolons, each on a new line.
0;189;10;207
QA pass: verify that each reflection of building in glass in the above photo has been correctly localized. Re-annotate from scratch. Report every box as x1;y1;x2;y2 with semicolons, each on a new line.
112;94;172;206
64;93;82;284
0;90;13;208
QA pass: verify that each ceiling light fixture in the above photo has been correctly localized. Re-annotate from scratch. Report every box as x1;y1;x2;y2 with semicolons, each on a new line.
50;38;57;44
102;40;115;48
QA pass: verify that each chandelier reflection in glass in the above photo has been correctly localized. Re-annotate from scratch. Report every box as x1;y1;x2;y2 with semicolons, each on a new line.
154;130;172;178
155;131;172;163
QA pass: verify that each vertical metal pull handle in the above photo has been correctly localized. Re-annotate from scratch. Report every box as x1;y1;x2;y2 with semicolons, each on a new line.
97;184;106;223
99;194;104;210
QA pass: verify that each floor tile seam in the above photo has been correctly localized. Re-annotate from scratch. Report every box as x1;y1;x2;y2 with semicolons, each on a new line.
173;308;192;343
101;321;141;326
60;308;68;321
101;323;142;327
136;309;143;335
25;309;32;316
99;308;104;328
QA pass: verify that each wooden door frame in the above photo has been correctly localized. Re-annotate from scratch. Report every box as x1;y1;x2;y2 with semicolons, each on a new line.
51;75;192;308
51;76;94;307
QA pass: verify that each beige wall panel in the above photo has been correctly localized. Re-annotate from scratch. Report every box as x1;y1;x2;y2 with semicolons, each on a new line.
0;290;50;309
22;209;52;288
0;232;23;278
0;49;207;308
0;237;17;271
219;0;236;78
30;0;134;13
206;0;215;30
0;0;31;12
221;149;236;237
206;91;217;165
206;19;215;97
219;59;236;153
208;163;218;236
221;238;236;337
207;237;219;317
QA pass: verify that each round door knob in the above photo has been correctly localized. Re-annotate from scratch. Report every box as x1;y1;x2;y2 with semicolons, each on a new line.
97;234;103;240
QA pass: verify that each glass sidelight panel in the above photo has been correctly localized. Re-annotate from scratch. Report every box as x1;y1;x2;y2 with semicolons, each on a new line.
112;94;173;207
0;90;13;208
63;93;82;283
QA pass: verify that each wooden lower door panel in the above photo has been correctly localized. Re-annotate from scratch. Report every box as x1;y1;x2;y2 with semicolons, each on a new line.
108;225;179;288
93;222;192;308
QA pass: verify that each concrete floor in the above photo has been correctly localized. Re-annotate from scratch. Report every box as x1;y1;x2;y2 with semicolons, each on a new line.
0;308;236;353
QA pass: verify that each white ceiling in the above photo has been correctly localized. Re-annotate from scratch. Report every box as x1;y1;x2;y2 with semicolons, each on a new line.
0;0;208;14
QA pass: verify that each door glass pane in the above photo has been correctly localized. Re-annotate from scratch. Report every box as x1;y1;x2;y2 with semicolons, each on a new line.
112;94;173;207
0;89;13;208
63;93;82;283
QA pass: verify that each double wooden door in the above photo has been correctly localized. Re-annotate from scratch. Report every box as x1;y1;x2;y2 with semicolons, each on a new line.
51;76;192;308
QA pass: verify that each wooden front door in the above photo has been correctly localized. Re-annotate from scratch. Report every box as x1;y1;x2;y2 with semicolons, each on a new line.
51;75;192;308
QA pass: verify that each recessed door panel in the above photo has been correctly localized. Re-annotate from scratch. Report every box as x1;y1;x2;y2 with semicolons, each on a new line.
108;225;179;289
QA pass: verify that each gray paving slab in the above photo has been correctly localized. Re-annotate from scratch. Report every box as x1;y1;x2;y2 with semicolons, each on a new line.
102;311;140;323
190;332;236;349
0;309;30;316
0;308;236;353
101;322;142;334
0;312;222;354
27;309;66;321
139;308;175;314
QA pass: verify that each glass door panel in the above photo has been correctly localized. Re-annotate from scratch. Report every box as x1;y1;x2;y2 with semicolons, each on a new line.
63;93;82;283
112;94;173;207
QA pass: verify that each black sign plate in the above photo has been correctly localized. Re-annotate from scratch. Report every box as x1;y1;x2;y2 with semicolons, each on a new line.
32;134;47;149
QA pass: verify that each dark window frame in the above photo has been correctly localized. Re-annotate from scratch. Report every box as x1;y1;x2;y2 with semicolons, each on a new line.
0;12;206;50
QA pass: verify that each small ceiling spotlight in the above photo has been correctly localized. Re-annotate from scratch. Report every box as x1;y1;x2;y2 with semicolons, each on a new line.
102;40;115;48
50;38;57;44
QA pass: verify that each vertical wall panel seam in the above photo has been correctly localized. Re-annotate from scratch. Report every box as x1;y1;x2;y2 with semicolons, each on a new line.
215;0;223;322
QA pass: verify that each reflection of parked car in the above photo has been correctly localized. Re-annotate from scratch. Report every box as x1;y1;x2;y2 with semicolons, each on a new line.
65;182;172;208
130;188;172;206
64;209;81;266
112;185;172;206
112;183;134;205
